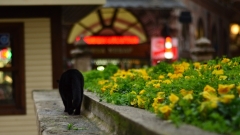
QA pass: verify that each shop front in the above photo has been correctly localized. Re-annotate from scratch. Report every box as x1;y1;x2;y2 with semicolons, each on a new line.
73;35;150;70
68;0;186;71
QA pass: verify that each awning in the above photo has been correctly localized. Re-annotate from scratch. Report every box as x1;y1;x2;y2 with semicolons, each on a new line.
104;0;186;9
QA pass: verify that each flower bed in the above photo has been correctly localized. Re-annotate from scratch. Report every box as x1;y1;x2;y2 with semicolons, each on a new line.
83;57;240;135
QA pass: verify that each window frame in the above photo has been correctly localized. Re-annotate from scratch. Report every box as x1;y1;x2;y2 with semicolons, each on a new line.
0;23;26;115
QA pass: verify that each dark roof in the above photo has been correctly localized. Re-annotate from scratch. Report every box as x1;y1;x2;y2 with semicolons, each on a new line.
104;0;186;9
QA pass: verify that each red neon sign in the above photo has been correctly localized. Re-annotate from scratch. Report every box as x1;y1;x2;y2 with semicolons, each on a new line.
83;36;139;45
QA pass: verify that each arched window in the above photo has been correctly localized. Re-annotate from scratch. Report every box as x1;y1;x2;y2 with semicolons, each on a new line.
196;18;205;39
67;8;147;44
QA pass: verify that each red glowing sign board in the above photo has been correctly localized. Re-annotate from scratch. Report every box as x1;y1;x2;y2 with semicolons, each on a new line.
82;36;139;45
151;37;178;65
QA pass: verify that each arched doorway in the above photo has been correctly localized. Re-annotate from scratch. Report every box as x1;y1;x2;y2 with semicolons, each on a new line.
68;8;147;44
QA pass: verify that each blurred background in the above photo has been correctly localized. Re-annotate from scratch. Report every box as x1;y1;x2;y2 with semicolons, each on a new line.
0;0;240;135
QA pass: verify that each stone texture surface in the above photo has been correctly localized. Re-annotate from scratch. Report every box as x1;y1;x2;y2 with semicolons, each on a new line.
33;90;220;135
33;90;107;135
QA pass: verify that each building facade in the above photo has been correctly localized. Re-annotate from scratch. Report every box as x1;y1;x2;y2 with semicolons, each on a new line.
66;0;186;70
0;1;105;135
180;0;240;59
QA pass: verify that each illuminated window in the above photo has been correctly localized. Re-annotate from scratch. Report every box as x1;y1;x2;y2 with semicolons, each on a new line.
0;23;25;115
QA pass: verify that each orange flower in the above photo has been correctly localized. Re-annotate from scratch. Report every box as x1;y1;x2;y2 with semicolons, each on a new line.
218;84;235;95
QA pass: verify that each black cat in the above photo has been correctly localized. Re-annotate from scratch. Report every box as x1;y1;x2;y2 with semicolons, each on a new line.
58;69;84;115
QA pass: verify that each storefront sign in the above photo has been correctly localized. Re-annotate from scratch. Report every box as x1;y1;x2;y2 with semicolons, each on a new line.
83;36;139;45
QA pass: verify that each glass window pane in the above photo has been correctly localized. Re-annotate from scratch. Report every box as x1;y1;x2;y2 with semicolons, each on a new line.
0;71;13;103
0;33;12;68
0;47;12;68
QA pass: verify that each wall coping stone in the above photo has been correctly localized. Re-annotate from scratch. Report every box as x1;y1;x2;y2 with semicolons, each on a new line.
33;90;220;135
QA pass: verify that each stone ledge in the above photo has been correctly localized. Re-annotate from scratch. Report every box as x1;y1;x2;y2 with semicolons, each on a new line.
32;90;107;135
33;90;219;135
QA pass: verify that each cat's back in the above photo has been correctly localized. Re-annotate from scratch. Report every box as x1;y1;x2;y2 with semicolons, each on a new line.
60;69;83;82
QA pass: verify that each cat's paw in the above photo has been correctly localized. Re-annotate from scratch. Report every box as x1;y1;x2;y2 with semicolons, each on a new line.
74;111;80;115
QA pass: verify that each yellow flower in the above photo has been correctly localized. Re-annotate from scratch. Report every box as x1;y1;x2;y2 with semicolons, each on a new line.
212;69;224;75
180;89;193;96
193;62;201;69
163;79;171;84
130;91;137;95
203;85;216;93
200;100;218;112
152;102;160;113
218;84;235;95
167;73;173;77
174;65;185;74
139;90;146;95
219;75;227;80
159;105;171;119
221;58;230;63
157;92;165;97
110;84;118;95
219;94;235;104
98;80;108;85
101;86;107;92
233;62;239;66
169;93;179;104
154;96;164;103
236;85;240;95
214;64;221;69
158;75;165;79
169;73;183;79
182;62;190;69
210;100;218;109
153;83;160;88
137;95;145;109
202;91;218;100
130;98;137;106
183;94;193;101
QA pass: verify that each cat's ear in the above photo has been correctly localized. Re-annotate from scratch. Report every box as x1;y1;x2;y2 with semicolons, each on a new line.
56;80;60;83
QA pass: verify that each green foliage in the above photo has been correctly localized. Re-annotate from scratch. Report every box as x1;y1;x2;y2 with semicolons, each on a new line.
83;57;240;134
